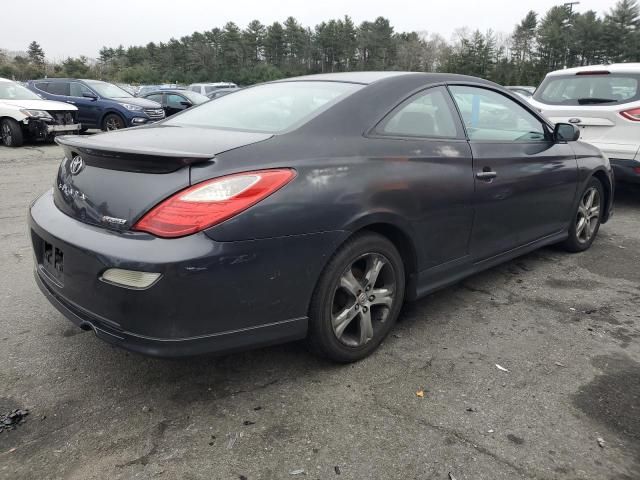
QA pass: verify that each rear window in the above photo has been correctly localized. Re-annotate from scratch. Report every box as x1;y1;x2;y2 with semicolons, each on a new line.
534;73;640;106
165;81;363;133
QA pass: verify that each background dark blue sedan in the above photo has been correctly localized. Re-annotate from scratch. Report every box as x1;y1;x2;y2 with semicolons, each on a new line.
28;78;165;131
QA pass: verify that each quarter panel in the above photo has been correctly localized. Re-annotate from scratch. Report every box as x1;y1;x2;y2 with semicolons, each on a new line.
202;134;474;272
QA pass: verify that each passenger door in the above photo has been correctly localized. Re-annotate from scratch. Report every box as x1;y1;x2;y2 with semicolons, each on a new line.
372;86;475;271
448;85;578;261
69;82;101;127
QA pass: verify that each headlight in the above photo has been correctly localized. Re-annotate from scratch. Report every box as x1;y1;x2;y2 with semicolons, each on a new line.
119;103;143;111
20;109;53;120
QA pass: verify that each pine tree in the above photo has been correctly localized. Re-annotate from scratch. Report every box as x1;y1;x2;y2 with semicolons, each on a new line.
27;41;45;72
603;0;640;61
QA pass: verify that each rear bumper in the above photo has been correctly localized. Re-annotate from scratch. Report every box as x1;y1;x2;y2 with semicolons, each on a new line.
30;190;347;357
610;158;640;184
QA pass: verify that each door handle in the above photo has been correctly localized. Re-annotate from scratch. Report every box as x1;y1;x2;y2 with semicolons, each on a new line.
476;170;497;181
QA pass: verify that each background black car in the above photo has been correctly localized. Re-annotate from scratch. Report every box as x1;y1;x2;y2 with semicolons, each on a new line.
140;89;209;117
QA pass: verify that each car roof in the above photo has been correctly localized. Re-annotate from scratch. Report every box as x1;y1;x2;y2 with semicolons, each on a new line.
546;63;640;77
274;71;498;87
190;82;236;86
142;89;187;95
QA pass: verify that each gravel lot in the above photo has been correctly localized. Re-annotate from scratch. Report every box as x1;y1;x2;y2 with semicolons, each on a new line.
0;142;639;480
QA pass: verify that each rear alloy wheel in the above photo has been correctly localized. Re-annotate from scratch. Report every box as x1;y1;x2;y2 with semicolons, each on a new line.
561;177;604;252
307;232;405;362
102;114;125;131
1;118;24;147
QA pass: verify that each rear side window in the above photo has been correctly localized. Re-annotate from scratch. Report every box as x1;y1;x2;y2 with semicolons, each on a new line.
146;94;163;103
204;86;218;93
47;82;70;96
450;86;546;142
534;74;640;106
377;86;460;138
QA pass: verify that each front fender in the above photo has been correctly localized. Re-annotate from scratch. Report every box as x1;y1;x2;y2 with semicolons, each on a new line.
572;141;614;223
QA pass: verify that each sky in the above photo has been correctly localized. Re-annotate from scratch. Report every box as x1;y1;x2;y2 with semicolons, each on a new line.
2;0;621;61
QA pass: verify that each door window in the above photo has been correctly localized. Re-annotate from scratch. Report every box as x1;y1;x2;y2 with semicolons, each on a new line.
450;86;546;141
377;86;460;138
47;82;70;96
69;82;94;98
167;94;188;109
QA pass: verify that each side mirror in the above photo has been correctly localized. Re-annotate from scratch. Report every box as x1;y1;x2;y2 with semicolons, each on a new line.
180;101;192;108
553;123;580;142
82;92;98;100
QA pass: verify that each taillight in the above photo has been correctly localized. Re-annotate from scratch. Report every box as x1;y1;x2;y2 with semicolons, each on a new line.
620;108;640;121
133;169;296;238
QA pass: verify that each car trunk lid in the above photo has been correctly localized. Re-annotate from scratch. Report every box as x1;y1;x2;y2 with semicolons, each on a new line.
534;103;625;143
54;125;273;232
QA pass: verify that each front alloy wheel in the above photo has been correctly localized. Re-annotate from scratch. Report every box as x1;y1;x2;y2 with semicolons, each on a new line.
576;186;600;244
561;177;604;253
103;114;125;131
307;232;405;362
0;119;24;147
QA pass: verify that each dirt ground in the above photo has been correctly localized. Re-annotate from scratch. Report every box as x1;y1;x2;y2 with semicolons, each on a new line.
1;143;639;480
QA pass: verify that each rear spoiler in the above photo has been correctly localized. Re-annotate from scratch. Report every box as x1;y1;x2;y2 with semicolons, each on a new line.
56;136;213;173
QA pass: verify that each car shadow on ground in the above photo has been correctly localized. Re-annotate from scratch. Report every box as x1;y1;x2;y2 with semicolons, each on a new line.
614;182;640;207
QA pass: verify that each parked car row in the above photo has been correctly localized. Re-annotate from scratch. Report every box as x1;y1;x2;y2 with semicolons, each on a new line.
0;78;239;147
28;78;165;131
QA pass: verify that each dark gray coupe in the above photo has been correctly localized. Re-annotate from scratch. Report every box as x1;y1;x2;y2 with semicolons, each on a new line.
29;72;614;362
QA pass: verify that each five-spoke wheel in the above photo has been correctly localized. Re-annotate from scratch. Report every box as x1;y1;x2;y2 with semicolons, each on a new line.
307;232;405;362
332;253;396;347
561;177;604;252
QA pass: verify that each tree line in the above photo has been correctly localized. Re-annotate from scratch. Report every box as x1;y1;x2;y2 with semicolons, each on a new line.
1;0;638;87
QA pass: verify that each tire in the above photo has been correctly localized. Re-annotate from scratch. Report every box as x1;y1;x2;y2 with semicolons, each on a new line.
307;232;405;363
560;177;604;253
1;118;24;147
102;114;126;131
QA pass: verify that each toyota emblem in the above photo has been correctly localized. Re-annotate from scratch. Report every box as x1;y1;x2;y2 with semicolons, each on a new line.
69;156;84;175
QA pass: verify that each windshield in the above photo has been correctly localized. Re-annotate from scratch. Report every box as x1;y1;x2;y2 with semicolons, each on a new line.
85;80;134;99
165;81;363;133
534;74;640;106
0;81;42;101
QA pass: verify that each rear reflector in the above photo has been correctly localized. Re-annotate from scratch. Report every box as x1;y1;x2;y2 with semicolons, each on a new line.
620;108;640;121
133;169;296;238
634;167;640;175
100;269;161;289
